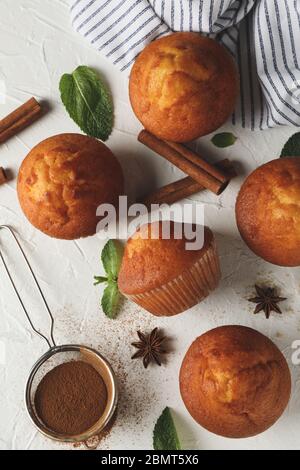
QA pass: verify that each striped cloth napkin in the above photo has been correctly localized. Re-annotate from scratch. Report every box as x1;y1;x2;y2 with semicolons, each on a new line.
70;0;300;131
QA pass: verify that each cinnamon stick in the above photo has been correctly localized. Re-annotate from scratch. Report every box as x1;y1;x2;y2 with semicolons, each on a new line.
0;98;42;144
166;140;228;184
142;159;237;207
138;130;230;195
0;167;7;185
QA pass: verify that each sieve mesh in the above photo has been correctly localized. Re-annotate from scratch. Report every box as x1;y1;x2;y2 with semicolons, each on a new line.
25;345;118;445
0;226;118;446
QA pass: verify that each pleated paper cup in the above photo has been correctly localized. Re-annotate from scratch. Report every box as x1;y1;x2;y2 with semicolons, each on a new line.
123;238;221;317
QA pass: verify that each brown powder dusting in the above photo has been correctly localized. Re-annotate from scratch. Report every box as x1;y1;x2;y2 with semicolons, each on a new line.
34;361;107;436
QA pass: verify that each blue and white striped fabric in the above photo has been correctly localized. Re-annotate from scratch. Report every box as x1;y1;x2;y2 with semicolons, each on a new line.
70;0;300;131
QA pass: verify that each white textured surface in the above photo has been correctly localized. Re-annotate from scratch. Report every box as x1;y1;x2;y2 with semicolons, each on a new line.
0;0;300;451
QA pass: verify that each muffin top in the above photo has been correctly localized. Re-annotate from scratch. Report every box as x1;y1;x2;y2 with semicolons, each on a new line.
180;325;291;438
236;157;300;266
18;134;124;240
118;222;214;295
129;32;239;142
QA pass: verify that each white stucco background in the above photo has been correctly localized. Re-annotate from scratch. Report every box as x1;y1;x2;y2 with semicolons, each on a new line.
0;0;300;451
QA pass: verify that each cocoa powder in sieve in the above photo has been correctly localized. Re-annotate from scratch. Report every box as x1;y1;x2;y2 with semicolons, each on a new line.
34;361;108;436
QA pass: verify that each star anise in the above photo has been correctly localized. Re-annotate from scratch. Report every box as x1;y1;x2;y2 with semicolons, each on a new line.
248;285;286;319
131;328;167;369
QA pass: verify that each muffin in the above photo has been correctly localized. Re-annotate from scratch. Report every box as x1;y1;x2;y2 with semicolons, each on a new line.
129;32;239;142
118;222;221;316
236;157;300;266
180;325;291;438
18;134;124;240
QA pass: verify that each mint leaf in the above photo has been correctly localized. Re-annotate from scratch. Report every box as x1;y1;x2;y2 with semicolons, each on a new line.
153;407;181;450
101;281;120;319
280;132;300;157
101;240;123;280
211;132;237;148
94;276;108;285
59;65;113;141
94;240;124;319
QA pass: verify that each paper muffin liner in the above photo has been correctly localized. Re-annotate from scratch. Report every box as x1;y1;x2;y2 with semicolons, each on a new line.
124;239;221;316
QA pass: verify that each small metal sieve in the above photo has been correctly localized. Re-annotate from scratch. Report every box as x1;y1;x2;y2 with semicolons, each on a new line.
0;225;118;448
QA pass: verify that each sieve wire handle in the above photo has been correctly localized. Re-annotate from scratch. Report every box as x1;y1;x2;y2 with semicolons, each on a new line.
0;225;56;349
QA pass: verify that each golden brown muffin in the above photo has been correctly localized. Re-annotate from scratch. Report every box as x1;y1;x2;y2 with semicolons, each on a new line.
129;32;239;142
118;222;221;316
180;325;291;438
18;134;124;240
236;157;300;267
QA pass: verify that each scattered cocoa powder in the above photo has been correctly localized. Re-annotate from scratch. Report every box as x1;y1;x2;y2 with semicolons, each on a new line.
34;361;107;436
74;410;118;449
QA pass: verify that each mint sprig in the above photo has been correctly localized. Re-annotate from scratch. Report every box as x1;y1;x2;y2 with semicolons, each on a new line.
101;238;123;279
280;132;300;157
211;132;237;148
94;240;123;319
94;276;108;285
60;65;113;141
153;407;181;451
101;282;120;320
